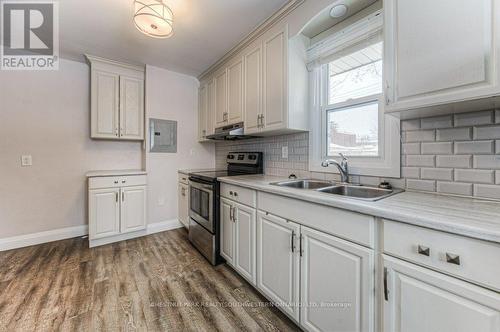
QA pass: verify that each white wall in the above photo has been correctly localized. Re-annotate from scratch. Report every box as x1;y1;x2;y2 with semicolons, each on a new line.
0;59;143;238
145;65;215;224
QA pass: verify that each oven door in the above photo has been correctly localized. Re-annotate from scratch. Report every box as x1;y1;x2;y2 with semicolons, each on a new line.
189;178;214;233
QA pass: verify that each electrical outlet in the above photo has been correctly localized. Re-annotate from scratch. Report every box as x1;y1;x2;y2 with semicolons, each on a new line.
282;146;288;159
21;155;32;166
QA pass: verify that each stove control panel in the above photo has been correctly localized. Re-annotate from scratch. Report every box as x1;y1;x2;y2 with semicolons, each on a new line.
226;152;262;165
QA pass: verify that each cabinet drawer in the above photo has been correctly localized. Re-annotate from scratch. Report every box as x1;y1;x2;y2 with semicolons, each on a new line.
89;175;147;189
221;183;256;208
178;173;189;185
258;192;375;248
383;219;500;292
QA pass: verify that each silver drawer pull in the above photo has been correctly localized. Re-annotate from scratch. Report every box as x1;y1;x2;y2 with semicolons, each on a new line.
446;253;460;265
417;245;430;256
114;181;118;184
233;192;238;197
229;191;233;196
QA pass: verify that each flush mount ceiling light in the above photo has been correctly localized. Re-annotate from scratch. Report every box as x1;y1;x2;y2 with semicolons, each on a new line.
133;0;173;38
330;4;348;18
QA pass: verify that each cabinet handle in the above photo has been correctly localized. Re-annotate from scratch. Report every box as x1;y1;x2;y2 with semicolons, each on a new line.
383;267;389;301
233;192;238;197
229;206;233;221
115;192;118;203
385;80;390;105
229;191;233;196
446;253;461;265
417;245;430;256
114;180;119;184
122;180;126;184
260;114;264;127
291;230;295;252
122;192;125;202
299;233;303;257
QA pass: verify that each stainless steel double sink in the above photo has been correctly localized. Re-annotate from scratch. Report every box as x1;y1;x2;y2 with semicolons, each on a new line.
270;179;402;201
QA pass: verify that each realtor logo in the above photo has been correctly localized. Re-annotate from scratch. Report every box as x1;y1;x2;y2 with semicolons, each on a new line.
1;0;59;70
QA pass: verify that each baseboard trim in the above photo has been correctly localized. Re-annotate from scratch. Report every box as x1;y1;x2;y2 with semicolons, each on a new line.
0;225;88;252
147;218;184;235
0;219;185;252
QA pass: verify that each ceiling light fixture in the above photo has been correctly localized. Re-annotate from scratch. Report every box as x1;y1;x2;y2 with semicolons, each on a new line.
330;4;348;18
133;0;173;38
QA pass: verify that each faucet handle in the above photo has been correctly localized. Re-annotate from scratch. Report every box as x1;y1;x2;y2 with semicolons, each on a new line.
339;153;347;161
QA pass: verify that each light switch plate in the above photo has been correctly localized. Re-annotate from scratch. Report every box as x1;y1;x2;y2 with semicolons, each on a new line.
282;146;288;159
21;155;32;166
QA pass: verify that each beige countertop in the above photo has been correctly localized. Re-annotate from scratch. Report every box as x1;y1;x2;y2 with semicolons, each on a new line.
178;168;218;175
218;174;500;244
86;169;147;178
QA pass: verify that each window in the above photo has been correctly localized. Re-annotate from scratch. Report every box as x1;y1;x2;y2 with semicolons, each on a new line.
326;42;383;157
308;10;400;178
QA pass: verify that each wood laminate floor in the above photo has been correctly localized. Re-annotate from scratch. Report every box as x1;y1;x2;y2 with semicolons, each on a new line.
0;228;300;332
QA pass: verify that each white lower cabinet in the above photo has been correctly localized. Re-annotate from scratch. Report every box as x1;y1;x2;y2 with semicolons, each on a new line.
220;197;235;265
257;212;301;321
383;255;500;332
301;227;374;332
88;174;147;247
120;186;147;233
234;202;256;284
220;197;257;285
89;188;121;239
177;182;189;228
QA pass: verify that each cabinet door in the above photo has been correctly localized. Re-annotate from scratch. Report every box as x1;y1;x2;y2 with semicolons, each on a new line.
220;198;235;265
383;255;500;332
233;202;257;285
120;186;147;234
178;183;189;228
244;44;262;134
385;0;500;112
91;69;119;139
214;69;228;127
257;212;300;321
300;226;374;332
227;57;244;124
89;188;120;239
198;83;208;141
207;79;216;136
262;25;287;132
119;76;144;140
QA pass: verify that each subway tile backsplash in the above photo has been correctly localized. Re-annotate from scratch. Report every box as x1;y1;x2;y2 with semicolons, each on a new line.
215;110;500;200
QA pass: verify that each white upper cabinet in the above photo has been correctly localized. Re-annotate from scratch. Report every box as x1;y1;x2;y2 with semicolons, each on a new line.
227;56;244;124
243;42;263;134
214;68;228;127
198;83;208;141
198;21;309;137
262;25;287;132
384;0;500;115
91;70;119;138
87;55;145;140
119;76;144;140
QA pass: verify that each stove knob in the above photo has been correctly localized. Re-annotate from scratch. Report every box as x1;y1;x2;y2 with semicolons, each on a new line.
248;155;257;160
227;154;234;159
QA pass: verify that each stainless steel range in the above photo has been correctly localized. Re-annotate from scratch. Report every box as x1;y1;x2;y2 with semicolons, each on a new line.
188;152;263;265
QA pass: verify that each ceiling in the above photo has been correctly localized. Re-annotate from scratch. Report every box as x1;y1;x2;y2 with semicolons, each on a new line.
59;0;289;76
301;0;378;38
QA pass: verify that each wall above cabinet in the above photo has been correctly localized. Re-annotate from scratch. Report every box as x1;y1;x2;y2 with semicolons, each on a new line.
85;55;145;141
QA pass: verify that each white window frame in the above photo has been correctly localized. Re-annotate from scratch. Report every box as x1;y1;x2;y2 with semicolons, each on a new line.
308;10;400;178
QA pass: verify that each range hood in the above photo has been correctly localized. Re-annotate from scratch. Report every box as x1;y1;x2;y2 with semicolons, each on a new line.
206;122;255;140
